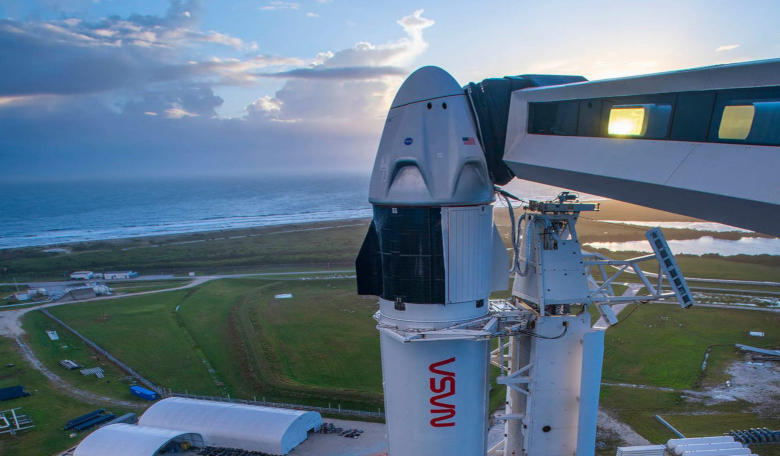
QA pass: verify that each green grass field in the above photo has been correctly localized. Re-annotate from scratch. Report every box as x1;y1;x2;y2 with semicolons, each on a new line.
48;279;385;408
600;385;780;443
600;386;780;456
0;220;368;279
45;290;223;395
46;277;510;415
602;304;780;389
0;337;134;456
22;311;150;403
597;304;780;454
175;277;385;408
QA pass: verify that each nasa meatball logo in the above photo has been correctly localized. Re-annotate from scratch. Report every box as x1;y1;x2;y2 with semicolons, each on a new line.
404;137;413;146
429;357;456;427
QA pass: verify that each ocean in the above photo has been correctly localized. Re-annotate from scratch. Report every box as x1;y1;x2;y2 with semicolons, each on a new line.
0;173;576;250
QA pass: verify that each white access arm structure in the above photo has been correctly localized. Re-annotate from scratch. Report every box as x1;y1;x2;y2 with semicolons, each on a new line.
502;59;780;236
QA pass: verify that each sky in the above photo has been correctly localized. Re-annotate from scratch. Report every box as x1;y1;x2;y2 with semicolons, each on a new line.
0;0;778;182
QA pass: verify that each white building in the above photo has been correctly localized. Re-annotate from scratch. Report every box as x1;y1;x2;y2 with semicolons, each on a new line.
70;271;94;280
139;397;322;455
104;271;138;280
74;424;204;456
27;288;48;297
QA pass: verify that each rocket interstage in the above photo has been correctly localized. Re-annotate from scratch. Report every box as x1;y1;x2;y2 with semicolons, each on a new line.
356;66;509;455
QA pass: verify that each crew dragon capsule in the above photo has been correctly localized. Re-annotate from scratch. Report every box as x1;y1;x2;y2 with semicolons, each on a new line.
356;66;509;455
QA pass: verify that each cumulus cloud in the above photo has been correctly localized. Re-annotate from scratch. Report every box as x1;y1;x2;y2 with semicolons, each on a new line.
0;4;265;98
716;44;740;52
0;4;435;180
248;9;434;126
248;95;282;113
396;9;434;43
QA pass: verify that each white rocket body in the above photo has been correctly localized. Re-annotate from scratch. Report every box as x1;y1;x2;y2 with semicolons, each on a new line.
357;66;508;455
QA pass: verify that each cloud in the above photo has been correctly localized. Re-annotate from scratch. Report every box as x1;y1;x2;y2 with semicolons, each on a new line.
396;8;434;42
0;6;435;181
716;44;740;52
0;95;378;180
306;12;319;18
259;1;300;11
163;103;198;118
248;95;282;113
0;6;276;98
249;9;434;127
257;65;406;80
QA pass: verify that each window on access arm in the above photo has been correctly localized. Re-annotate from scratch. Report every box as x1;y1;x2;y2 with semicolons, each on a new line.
607;104;671;139
718;105;755;140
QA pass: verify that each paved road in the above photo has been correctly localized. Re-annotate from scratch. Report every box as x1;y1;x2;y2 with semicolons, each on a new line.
1;270;354;289
0;278;208;337
689;286;780;296
0;274;179;288
685;277;780;287
0;270;354;337
653;300;780;313
613;266;780;287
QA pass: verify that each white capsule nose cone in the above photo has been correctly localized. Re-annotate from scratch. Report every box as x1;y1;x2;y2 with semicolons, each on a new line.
391;66;463;109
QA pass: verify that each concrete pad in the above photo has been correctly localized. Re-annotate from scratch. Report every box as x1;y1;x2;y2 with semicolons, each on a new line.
292;418;388;456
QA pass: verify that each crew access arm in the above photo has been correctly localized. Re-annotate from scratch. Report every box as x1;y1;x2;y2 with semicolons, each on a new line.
467;59;780;236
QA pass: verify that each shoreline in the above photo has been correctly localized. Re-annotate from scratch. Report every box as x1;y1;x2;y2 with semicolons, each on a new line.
1;216;374;253
0;197;732;252
1;210;374;252
3;199;776;259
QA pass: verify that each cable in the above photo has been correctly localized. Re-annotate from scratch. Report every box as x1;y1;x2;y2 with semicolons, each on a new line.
609;303;642;327
521;322;568;340
494;186;526;204
513;214;534;277
496;189;528;277
494;186;539;278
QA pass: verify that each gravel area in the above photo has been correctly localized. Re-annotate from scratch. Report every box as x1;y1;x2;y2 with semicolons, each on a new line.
598;408;651;446
700;356;780;413
292;418;388;456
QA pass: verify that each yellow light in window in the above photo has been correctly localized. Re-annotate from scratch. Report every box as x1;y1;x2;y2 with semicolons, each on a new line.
719;105;754;140
608;106;646;136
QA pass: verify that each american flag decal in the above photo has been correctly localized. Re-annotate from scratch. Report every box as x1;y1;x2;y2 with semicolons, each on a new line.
462;137;476;145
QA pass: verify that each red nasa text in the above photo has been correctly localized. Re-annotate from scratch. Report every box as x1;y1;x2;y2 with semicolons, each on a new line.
429;357;456;427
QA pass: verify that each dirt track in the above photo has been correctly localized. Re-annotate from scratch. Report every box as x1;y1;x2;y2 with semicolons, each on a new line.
13;337;144;409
